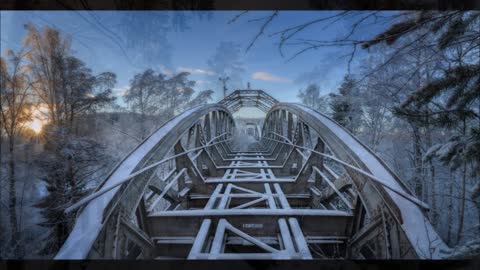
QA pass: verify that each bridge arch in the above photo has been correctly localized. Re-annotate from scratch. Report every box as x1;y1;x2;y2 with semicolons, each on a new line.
263;103;448;259
219;89;278;113
56;90;449;260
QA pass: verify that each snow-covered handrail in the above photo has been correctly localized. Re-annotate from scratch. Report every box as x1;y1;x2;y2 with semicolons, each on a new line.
65;133;232;214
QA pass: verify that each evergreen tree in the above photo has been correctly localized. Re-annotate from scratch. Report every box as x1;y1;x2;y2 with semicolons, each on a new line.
35;127;109;255
363;11;480;175
329;75;363;134
364;11;480;241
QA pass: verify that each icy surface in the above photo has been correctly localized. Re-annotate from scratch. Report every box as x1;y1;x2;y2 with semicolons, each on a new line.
55;105;206;259
294;104;450;259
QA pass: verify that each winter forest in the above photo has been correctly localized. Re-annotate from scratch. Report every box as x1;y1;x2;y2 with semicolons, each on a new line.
0;10;479;259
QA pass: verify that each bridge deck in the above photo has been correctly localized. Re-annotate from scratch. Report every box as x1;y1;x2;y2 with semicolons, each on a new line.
144;135;352;259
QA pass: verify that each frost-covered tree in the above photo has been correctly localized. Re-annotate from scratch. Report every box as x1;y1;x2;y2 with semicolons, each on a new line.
161;71;196;119
364;12;480;175
357;71;393;152
0;48;33;258
124;69;204;137
24;23;71;127
21;23;117;257
34;127;110;255
188;89;214;107
365;12;480;243
329;75;363;134
24;24;116;131
297;83;329;113
124;69;165;139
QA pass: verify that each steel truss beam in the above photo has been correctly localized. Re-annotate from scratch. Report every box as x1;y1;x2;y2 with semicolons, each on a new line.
57;90;448;261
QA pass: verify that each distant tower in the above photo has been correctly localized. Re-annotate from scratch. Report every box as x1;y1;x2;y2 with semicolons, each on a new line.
247;82;251;89
219;76;230;98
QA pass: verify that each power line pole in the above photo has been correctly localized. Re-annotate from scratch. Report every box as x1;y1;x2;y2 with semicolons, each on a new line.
219;76;230;98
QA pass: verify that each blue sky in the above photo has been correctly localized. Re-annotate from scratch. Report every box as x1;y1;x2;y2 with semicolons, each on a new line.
1;11;392;116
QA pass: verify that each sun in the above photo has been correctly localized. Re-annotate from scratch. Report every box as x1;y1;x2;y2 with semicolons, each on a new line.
24;105;49;134
27;118;44;134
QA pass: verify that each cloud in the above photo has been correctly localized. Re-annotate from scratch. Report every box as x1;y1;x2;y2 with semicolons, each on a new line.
111;86;130;97
177;67;216;76
252;72;291;83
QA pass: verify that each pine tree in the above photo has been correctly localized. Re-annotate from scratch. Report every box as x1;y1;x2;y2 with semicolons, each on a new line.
35;127;109;255
363;11;480;174
329;75;363;134
365;11;480;241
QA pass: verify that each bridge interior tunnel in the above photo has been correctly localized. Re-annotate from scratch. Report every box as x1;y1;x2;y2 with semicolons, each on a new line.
56;90;448;260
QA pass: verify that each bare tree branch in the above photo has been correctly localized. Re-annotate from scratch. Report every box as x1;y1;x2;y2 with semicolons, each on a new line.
245;11;278;53
227;11;249;24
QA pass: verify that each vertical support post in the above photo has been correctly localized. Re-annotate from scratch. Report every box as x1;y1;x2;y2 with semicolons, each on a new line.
218;112;223;137
204;113;211;141
298;122;304;146
276;110;282;135
380;207;392;259
196;124;217;177
186;125;195;149
295;122;304;169
287;112;293;142
174;141;187;191
313;137;325;168
211;111;217;138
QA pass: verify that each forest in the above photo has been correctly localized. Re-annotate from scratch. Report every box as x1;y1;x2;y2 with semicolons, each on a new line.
0;10;479;259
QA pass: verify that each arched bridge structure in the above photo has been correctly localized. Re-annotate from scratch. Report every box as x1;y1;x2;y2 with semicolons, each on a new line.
56;90;449;260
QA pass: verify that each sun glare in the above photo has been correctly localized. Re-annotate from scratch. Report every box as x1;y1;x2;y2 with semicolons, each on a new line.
25;105;49;134
28;118;44;134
